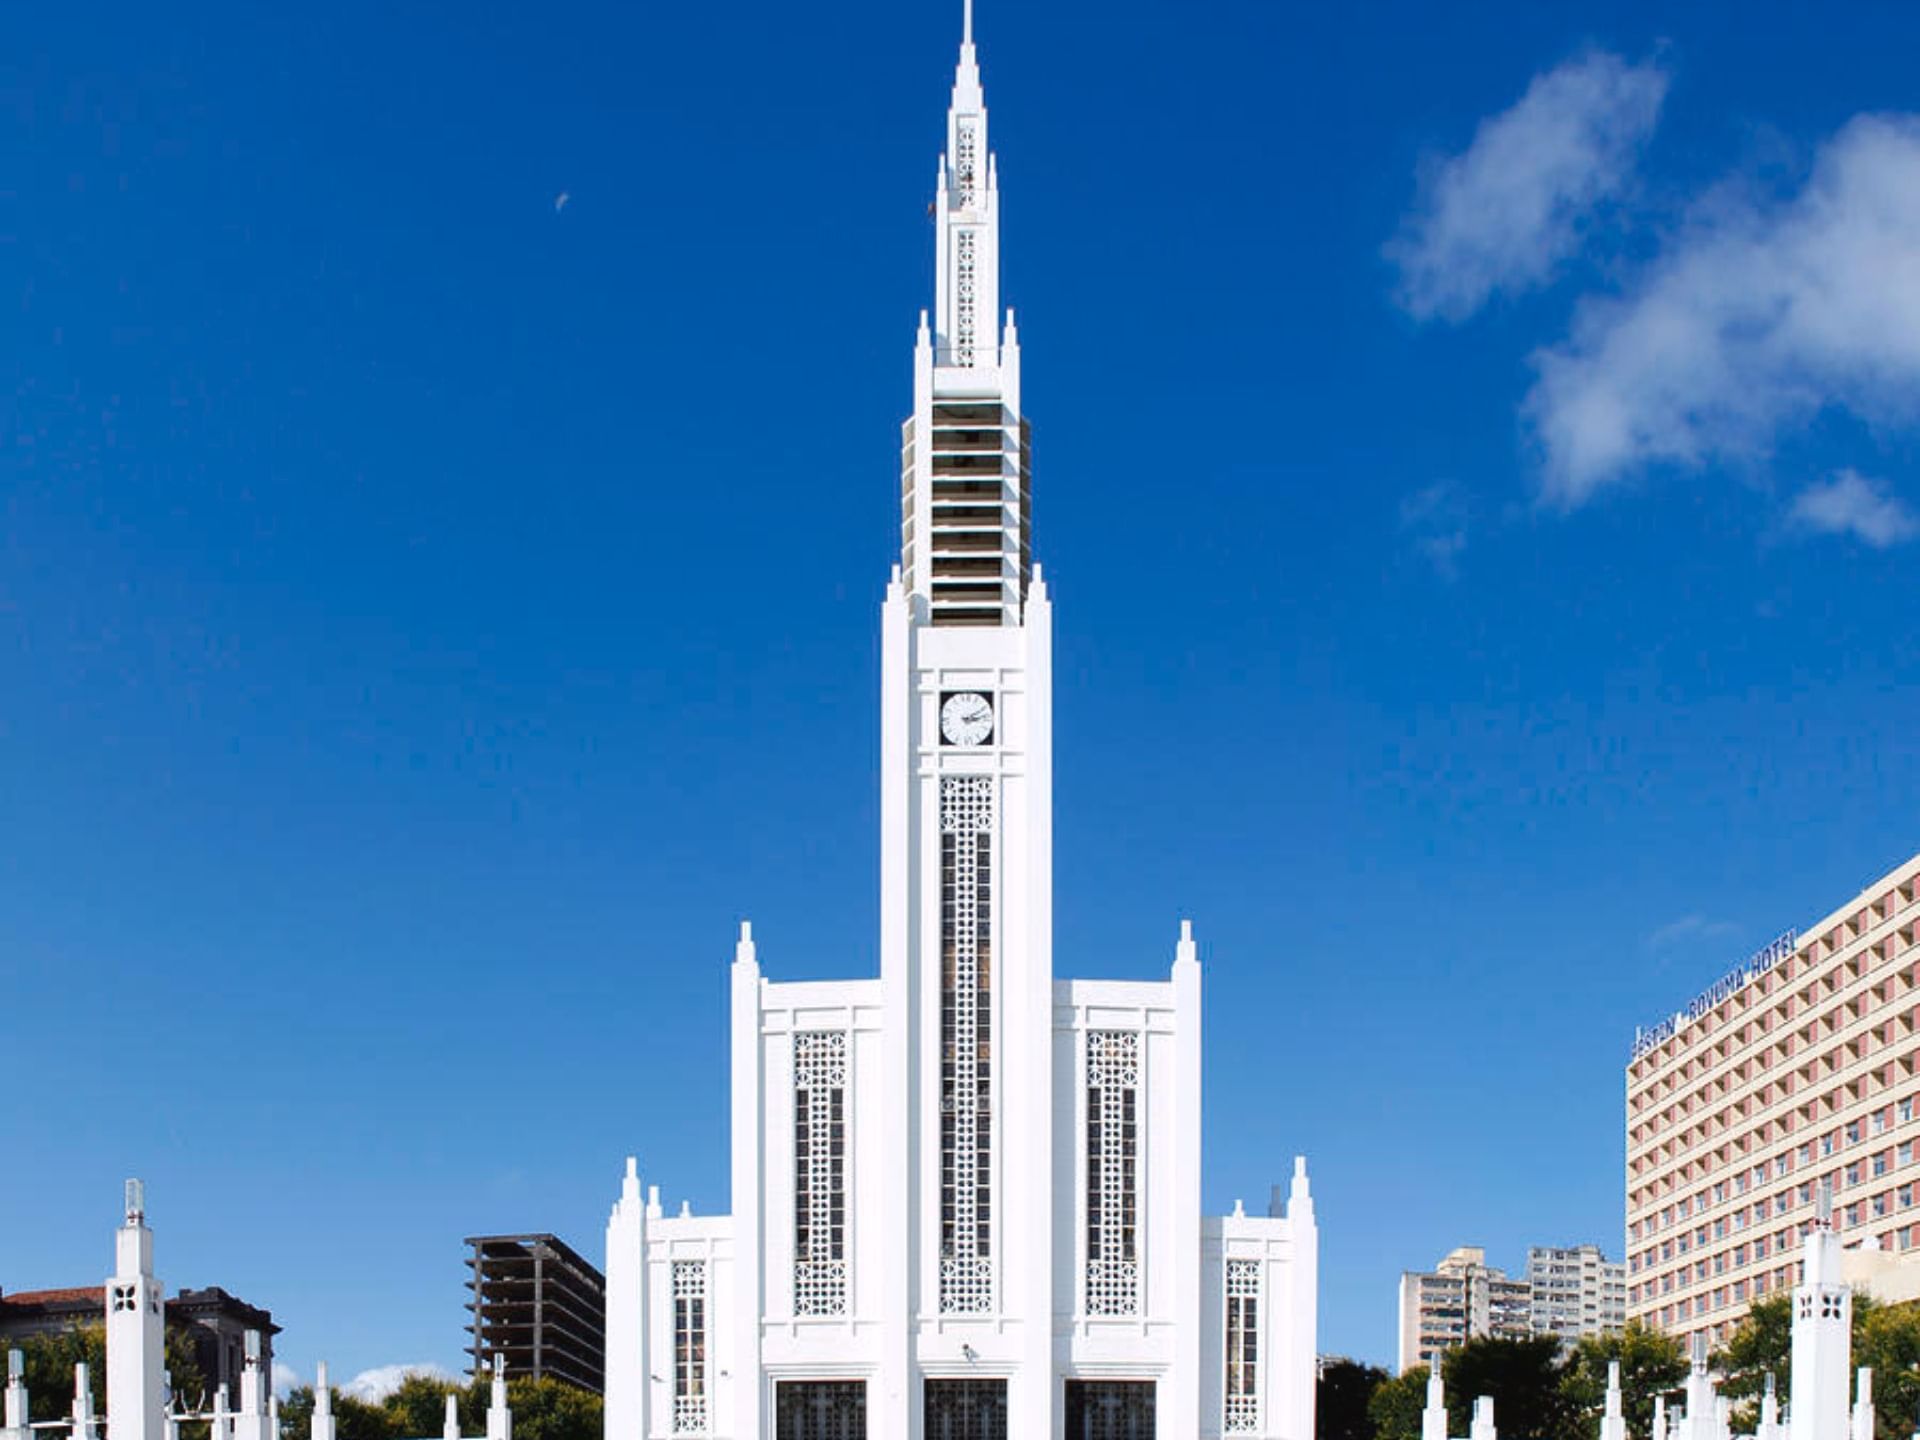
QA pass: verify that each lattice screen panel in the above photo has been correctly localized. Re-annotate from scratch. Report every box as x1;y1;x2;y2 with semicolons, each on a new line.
939;774;994;1313
794;1029;850;1316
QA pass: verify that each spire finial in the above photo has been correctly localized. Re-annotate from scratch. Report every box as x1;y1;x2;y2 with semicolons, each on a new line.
963;0;973;45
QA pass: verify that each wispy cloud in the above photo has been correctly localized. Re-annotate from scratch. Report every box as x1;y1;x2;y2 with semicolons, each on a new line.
1399;482;1471;579
1647;913;1740;951
1389;50;1669;322
272;1364;302;1397
1527;114;1920;505
340;1365;456;1403
1788;469;1919;547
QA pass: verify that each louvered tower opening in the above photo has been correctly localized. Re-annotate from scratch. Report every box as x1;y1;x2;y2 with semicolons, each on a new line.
901;403;1030;627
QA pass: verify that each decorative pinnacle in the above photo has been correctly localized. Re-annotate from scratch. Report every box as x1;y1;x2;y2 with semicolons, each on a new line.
124;1178;145;1225
963;0;973;45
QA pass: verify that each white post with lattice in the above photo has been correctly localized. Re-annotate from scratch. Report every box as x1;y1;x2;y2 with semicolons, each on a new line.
105;1181;163;1440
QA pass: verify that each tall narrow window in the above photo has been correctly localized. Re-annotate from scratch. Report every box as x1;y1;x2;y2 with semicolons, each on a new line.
673;1261;708;1434
940;774;994;1313
794;1030;849;1315
1086;1030;1140;1315
1224;1260;1260;1433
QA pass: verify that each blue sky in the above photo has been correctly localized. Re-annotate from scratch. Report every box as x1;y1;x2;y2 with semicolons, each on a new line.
5;0;1920;1382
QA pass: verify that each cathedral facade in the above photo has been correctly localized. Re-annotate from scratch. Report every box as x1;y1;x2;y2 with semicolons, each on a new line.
601;10;1318;1438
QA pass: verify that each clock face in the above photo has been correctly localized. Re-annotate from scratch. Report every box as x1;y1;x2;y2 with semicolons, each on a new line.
940;691;994;747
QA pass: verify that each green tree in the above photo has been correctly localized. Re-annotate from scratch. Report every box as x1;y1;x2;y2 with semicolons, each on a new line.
1558;1323;1688;1440
1855;1299;1920;1440
381;1374;464;1439
1;1324;204;1427
499;1377;600;1440
1368;1365;1431;1440
278;1384;395;1440
280;1385;316;1440
1713;1290;1797;1427
1318;1359;1389;1440
336;1392;399;1440
1444;1335;1571;1440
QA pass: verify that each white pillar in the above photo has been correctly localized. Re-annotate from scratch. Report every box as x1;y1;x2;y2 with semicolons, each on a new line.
603;1157;650;1440
1470;1395;1497;1440
209;1385;231;1440
1791;1185;1851;1440
73;1364;98;1440
4;1350;28;1440
310;1366;335;1440
1276;1155;1318;1440
485;1356;510;1440
1676;1333;1720;1440
105;1181;164;1440
232;1333;268;1440
1421;1361;1447;1440
728;924;764;1440
1757;1374;1782;1440
268;1396;280;1440
1852;1368;1875;1440
442;1394;460;1440
1599;1359;1626;1440
1652;1396;1666;1440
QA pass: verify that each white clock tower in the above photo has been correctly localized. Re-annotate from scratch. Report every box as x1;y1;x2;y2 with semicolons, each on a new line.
602;8;1318;1439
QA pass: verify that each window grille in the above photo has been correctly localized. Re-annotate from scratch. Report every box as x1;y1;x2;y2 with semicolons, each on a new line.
954;124;979;209
1086;1030;1140;1315
924;1379;1007;1440
794;1030;849;1315
1065;1381;1156;1440
954;230;977;367
774;1381;866;1440
672;1261;708;1433
1224;1259;1260;1433
939;774;994;1313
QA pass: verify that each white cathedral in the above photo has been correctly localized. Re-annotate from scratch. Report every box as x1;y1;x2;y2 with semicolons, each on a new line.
600;8;1319;1439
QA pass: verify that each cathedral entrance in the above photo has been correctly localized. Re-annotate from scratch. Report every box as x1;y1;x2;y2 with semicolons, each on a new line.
773;1380;866;1440
923;1378;1008;1440
1064;1380;1156;1440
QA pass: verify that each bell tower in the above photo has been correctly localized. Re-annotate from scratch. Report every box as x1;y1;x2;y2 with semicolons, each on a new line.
877;5;1054;1436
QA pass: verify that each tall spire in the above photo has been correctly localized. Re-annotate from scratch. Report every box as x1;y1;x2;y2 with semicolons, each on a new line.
901;0;1030;626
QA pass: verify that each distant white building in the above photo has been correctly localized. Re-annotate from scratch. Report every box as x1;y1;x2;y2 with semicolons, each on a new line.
596;6;1319;1440
1397;1249;1530;1374
1525;1245;1625;1342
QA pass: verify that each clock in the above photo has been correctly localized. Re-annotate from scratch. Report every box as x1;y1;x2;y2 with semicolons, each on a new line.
940;691;994;747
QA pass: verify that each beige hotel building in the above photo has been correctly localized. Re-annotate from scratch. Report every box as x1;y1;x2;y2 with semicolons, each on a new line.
1626;852;1920;1347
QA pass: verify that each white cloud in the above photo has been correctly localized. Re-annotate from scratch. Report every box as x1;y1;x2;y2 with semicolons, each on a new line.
1527;114;1920;504
340;1365;456;1404
1399;482;1470;578
1788;469;1919;547
1647;914;1739;951
1389;51;1669;322
272;1363;302;1397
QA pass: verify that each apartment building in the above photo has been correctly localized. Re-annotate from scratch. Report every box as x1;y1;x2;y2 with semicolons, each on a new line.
1526;1244;1625;1340
1396;1247;1532;1373
1625;853;1920;1347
